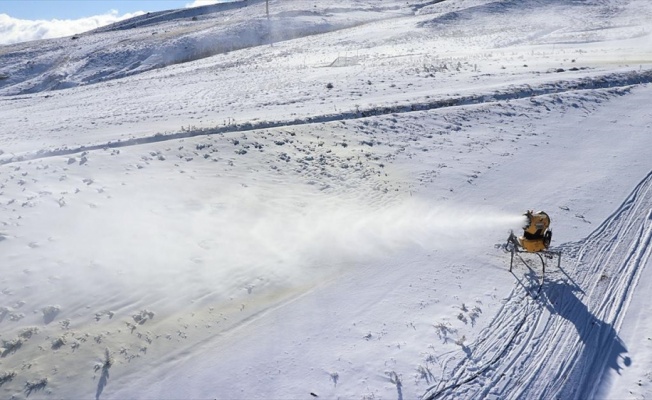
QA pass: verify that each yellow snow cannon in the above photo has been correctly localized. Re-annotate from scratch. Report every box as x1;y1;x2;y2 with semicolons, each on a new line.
520;210;552;252
506;210;561;275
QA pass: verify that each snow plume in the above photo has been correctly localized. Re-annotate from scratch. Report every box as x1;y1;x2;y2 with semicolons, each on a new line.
54;193;511;299
0;10;145;45
14;182;525;317
238;196;527;268
129;190;528;300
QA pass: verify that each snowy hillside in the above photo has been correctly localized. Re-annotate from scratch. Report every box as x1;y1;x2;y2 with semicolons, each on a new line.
1;0;651;399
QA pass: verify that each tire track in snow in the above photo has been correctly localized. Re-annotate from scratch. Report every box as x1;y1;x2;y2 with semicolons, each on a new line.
1;69;651;166
423;171;652;400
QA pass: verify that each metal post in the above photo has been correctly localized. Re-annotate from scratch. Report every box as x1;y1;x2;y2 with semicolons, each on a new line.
266;0;269;19
510;250;514;272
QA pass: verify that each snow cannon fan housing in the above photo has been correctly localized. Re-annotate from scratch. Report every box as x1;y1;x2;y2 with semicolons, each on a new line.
506;210;561;276
519;210;552;252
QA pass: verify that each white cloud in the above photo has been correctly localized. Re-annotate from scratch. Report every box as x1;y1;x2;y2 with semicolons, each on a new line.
185;0;221;8
0;10;145;46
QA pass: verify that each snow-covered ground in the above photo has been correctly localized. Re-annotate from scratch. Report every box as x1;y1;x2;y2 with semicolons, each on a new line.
1;0;651;399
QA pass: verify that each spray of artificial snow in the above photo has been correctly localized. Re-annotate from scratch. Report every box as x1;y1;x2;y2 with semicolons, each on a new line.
174;191;529;295
23;187;527;312
244;197;526;265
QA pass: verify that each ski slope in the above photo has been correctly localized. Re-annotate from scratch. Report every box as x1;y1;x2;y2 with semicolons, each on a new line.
1;0;652;399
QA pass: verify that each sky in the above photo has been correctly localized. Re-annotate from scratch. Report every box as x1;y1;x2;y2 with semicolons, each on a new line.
0;0;224;45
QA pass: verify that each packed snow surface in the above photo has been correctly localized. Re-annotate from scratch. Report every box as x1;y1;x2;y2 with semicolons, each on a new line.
0;0;651;399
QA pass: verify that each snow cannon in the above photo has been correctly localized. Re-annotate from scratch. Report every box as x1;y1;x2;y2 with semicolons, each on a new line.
506;210;561;276
519;210;552;252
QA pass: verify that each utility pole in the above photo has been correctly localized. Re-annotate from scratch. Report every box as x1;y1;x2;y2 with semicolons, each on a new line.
266;0;272;46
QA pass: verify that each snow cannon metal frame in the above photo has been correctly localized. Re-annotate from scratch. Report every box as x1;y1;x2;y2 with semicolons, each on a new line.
506;210;561;275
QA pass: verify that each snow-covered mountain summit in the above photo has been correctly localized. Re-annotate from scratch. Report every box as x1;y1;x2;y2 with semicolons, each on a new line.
0;0;421;95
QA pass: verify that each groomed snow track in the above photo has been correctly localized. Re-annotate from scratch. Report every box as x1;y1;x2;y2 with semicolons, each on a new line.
423;171;652;400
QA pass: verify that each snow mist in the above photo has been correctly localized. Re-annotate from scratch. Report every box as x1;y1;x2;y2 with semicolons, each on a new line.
12;187;526;316
239;196;527;266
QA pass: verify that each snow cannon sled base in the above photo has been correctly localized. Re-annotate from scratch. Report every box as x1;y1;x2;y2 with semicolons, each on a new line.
506;210;561;276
